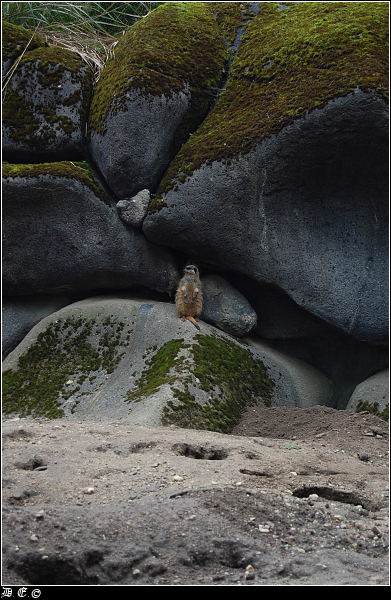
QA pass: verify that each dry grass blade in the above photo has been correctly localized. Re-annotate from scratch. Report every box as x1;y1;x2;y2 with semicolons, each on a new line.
2;31;36;92
37;25;119;82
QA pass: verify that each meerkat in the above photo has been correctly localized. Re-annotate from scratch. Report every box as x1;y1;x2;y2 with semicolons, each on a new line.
175;265;203;330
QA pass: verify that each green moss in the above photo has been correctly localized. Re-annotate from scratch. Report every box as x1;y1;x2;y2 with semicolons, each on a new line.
211;2;255;45
2;21;48;67
356;400;389;422
127;334;274;433
126;339;187;401
2;317;128;419
2;46;93;147
162;334;274;433
152;2;389;205
88;1;226;143
2;161;111;205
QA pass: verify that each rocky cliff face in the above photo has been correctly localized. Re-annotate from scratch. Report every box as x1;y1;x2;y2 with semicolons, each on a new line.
2;2;389;424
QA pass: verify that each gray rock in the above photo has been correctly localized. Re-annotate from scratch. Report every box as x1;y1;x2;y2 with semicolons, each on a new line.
2;295;73;359
89;88;192;200
245;338;335;410
2;165;179;296
201;275;257;337
87;2;226;199
346;369;389;416
2;296;334;426
143;90;389;342
2;47;93;162
116;189;151;228
264;334;389;411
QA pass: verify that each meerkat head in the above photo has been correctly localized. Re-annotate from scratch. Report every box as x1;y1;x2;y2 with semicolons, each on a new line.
183;265;198;276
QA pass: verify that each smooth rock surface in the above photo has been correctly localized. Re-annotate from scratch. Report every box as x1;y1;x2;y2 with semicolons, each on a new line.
2;168;179;296
201;275;257;337
2;295;73;359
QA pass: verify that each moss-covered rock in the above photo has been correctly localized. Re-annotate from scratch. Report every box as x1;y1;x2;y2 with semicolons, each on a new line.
2;160;109;204
2;162;179;296
159;334;275;433
211;2;254;46
2;46;93;162
2;299;136;419
153;1;388;196
1;298;334;427
2;21;48;78
142;2;388;342
88;1;227;199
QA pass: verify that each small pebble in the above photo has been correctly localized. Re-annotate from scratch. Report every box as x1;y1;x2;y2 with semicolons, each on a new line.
358;451;370;462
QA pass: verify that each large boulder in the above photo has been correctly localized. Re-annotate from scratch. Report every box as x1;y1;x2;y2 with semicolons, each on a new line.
2;45;93;162
2;296;334;428
2;162;179;296
143;2;389;342
88;2;226;199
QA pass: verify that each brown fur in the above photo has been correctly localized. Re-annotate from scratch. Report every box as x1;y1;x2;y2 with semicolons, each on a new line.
175;265;203;330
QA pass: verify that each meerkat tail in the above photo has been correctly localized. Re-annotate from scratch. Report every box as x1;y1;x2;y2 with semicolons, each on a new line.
186;316;200;330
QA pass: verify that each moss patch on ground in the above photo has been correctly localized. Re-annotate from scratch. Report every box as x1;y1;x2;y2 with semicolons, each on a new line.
88;1;227;145
2;46;92;148
2;161;110;204
127;334;274;433
151;2;388;208
2;317;128;419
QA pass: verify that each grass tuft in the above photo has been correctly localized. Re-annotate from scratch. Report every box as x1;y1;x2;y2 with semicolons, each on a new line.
2;2;163;81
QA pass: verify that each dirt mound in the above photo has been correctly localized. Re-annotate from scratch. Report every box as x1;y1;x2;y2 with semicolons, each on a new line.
232;405;388;458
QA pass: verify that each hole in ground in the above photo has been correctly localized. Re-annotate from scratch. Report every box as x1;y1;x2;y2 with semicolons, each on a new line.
14;457;47;471
292;485;376;511
172;442;229;460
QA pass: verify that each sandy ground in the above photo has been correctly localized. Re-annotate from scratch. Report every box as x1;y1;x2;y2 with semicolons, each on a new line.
2;405;389;586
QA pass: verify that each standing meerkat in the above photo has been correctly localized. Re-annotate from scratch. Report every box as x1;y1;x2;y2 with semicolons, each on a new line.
175;265;203;330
